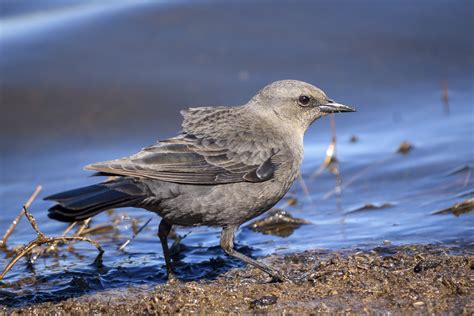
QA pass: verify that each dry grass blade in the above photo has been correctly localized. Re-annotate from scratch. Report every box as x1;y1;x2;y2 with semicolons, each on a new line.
463;168;471;188
311;114;342;195
0;185;42;248
297;174;313;203
80;223;115;235
74;218;92;236
29;222;79;264
441;79;450;114
170;231;191;257
0;206;103;281
118;217;153;251
323;155;395;200
23;206;45;237
311;141;337;179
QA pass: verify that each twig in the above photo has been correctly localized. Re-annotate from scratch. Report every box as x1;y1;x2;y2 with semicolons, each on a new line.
170;231;191;257
0;235;103;280
80;223;114;235
330;113;342;196
0;185;42;248
463;168;471;188
323;155;395;199
297;174;313;203
23;206;45;237
118;217;153;251
74;218;92;236
29;222;78;264
441;80;450;115
64;218;92;252
311;142;337;179
311;114;342;196
0;206;103;281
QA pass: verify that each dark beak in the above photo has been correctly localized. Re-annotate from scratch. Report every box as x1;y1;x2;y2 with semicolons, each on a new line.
319;100;356;113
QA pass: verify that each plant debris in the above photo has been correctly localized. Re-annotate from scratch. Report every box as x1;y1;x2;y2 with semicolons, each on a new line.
311;114;343;203
441;79;450;115
3;244;472;314
246;209;310;237
346;202;395;214
446;164;473;176
0;186;42;248
118;217;153;251
0;206;104;280
432;198;474;216
397;141;414;154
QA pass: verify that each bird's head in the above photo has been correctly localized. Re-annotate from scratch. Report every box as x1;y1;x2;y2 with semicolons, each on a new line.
249;80;355;133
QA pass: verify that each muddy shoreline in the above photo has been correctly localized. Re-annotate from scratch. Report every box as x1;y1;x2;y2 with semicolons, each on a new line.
2;244;472;314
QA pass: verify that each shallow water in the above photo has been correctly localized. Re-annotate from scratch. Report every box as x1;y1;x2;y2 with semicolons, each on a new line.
1;0;473;307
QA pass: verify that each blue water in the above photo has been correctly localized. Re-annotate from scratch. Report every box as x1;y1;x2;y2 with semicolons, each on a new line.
1;0;473;307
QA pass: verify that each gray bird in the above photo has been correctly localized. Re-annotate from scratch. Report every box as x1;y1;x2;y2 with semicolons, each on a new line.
45;80;355;282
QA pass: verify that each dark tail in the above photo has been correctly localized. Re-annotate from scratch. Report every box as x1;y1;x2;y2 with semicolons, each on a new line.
45;178;147;222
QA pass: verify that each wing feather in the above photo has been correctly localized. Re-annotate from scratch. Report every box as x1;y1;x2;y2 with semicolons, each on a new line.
85;106;286;185
86;135;279;184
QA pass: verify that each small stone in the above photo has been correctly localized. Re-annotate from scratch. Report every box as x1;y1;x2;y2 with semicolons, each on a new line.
413;301;425;307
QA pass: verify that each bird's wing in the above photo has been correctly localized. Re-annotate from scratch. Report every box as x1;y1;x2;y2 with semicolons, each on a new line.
85;106;286;184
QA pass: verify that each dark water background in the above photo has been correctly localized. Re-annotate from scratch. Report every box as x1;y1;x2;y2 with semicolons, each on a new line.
1;0;473;306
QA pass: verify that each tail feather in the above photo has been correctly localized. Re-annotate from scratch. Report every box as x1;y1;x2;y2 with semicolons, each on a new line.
45;179;146;222
44;185;107;203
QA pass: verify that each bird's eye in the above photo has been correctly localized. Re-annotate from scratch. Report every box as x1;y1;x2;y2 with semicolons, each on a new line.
298;95;311;106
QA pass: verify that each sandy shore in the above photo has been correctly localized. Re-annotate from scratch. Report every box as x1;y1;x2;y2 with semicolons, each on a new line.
3;244;472;314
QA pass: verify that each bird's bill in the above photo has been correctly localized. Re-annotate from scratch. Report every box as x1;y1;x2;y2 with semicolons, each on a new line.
319;101;356;113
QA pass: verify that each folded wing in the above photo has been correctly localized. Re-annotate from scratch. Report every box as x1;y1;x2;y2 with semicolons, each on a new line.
85;133;279;185
86;106;287;185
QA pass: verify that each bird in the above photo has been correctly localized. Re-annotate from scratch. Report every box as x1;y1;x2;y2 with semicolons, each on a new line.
45;80;355;282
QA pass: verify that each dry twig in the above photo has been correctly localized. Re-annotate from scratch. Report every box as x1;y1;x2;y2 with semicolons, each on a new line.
441;80;450;115
29;221;79;264
323;155;395;200
297;174;313;203
0;185;42;248
118;217;153;251
74;218;92;237
0;206;103;281
311;114;342;195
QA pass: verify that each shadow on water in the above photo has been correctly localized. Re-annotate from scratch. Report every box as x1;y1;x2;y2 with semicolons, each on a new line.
0;243;252;307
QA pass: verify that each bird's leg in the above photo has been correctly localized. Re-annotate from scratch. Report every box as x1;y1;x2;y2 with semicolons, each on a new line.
158;219;176;281
220;225;289;282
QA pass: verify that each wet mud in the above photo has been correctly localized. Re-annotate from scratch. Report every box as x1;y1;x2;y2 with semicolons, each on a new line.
2;244;472;314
